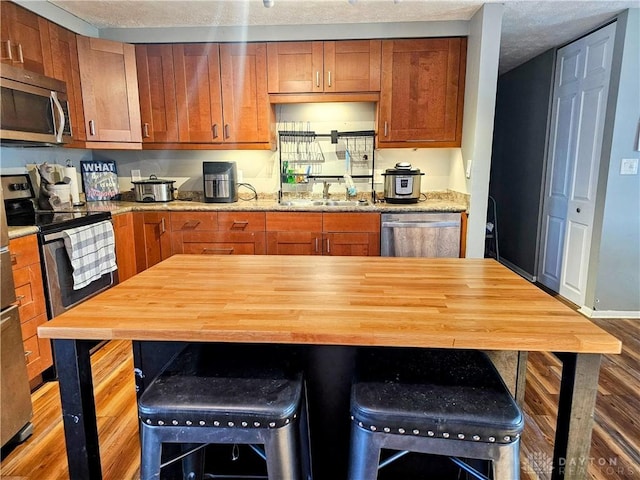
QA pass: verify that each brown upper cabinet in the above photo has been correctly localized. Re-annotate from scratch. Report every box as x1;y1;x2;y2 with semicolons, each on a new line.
137;43;272;149
0;2;52;75
135;44;179;143
378;38;466;148
48;23;86;143
267;40;381;94
76;36;142;146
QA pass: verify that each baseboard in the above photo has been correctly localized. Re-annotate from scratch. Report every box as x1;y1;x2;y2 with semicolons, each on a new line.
498;258;537;283
578;306;640;319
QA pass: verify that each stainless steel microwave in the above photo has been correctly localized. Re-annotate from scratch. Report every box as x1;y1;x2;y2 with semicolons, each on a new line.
0;64;72;146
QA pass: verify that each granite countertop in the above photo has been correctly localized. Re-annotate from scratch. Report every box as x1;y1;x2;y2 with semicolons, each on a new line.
7;190;468;239
91;189;468;215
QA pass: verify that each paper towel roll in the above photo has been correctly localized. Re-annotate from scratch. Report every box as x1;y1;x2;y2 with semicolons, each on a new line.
64;166;81;204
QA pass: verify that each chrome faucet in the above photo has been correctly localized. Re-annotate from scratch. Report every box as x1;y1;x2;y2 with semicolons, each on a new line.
322;182;331;199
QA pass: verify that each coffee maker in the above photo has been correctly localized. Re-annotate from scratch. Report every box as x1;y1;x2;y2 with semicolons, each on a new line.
203;162;238;203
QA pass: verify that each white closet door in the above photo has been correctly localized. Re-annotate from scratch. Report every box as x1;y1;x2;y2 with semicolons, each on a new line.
538;23;616;305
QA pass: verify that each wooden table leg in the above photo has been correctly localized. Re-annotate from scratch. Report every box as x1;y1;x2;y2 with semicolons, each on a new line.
552;353;602;480
53;339;102;480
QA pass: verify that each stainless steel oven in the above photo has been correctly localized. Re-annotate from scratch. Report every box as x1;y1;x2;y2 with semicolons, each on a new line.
39;219;118;318
3;174;118;320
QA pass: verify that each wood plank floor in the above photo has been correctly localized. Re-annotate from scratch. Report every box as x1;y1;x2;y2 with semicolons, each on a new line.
2;319;639;479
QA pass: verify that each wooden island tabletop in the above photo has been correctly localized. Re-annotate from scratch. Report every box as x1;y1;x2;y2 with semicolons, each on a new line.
39;255;621;354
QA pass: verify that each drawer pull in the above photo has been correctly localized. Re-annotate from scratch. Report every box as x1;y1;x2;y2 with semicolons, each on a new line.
10;254;17;265
143;123;150;138
16;43;24;64
182;220;201;230
2;40;12;61
231;220;249;230
202;248;234;255
24;350;33;358
14;295;25;306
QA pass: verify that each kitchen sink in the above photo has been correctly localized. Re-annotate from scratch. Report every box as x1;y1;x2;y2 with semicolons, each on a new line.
278;199;370;207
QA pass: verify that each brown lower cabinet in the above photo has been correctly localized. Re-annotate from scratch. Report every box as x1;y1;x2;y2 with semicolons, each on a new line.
112;213;137;281
170;211;266;255
9;235;52;382
266;212;380;256
133;212;173;272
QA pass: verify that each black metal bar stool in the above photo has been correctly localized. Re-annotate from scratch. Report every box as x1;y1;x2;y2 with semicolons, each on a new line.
348;348;524;480
138;343;312;480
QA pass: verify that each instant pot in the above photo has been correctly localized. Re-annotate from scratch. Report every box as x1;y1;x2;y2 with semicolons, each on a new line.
381;162;424;204
132;175;175;202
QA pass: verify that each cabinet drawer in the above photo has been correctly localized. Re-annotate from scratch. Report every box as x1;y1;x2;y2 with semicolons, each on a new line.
171;212;218;231
323;212;380;232
20;313;47;344
9;235;40;269
23;334;41;371
266;212;322;231
14;265;46;322
217;212;265;232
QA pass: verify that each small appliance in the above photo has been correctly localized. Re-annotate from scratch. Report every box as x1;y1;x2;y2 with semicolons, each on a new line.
203;162;238;203
131;175;175;203
381;162;424;204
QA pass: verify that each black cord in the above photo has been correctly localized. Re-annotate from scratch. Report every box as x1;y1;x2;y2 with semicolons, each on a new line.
236;182;258;201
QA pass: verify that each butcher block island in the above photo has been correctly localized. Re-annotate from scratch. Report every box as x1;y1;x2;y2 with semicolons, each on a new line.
39;255;621;480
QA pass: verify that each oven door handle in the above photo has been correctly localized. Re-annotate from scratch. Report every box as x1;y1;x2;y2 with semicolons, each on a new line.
42;230;67;243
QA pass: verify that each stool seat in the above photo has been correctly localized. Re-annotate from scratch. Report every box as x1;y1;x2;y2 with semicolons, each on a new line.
138;343;310;480
351;349;523;444
348;348;524;480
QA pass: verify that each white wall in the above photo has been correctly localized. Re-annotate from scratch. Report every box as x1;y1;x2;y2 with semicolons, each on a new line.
460;4;504;258
588;9;640;315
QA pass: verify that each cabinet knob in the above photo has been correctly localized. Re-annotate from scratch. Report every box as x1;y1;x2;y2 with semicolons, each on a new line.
576;208;581;213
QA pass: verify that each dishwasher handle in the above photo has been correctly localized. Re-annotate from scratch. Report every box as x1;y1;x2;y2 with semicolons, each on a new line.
382;221;460;229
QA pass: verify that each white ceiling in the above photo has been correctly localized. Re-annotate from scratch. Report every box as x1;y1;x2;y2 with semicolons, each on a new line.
46;0;637;73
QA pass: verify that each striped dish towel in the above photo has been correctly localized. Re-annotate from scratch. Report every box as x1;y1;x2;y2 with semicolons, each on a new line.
62;220;118;290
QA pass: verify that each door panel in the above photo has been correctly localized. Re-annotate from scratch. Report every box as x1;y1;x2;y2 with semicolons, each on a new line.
538;23;616;306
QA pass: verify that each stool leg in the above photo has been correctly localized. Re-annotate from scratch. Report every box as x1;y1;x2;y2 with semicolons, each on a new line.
264;424;300;480
181;443;205;480
140;425;163;480
492;440;520;480
348;423;382;480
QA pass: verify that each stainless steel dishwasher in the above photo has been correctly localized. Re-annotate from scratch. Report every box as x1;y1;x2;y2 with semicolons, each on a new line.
381;212;462;257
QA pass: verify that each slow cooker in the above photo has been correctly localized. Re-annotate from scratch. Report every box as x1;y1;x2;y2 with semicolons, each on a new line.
132;175;175;202
381;162;424;204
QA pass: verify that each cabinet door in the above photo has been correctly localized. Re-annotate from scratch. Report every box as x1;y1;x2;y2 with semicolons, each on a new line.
77;36;142;143
323;40;381;93
48;23;86;142
266;231;322;255
379;38;466;147
173;43;223;143
267;41;324;93
323;212;380;256
113;213;137;282
136;44;179;143
323;232;378;256
265;212;322;255
1;2;52;75
133;212;172;271
220;43;270;143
